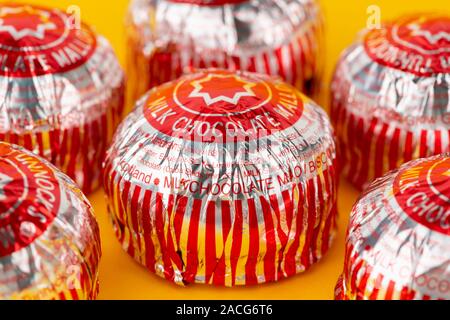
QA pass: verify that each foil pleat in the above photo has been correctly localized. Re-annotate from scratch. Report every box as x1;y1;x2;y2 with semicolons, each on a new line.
0;3;125;194
126;0;324;108
331;13;450;190
0;142;101;300
103;69;338;286
336;154;450;300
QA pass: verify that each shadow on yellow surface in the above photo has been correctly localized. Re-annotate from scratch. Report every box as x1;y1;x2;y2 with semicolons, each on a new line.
88;177;358;300
23;0;450;300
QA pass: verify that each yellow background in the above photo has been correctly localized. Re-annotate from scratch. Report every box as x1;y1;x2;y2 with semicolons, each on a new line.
19;0;450;300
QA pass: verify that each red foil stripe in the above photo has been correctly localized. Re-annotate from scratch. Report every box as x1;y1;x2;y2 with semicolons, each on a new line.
103;69;338;286
0;3;125;194
331;105;450;190
336;155;450;300
0;142;101;300
0;98;124;194
331;13;450;190
104;166;338;286
126;0;324;109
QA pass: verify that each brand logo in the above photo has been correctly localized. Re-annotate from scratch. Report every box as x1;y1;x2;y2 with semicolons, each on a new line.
365;14;450;75
188;73;256;106
0;6;57;40
0;144;61;257
393;157;450;236
0;4;96;77
404;19;450;51
144;70;304;142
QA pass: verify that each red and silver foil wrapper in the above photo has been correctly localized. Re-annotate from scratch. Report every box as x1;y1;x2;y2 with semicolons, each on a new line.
0;3;125;194
103;69;338;286
331;13;450;190
126;0;324;108
336;154;450;300
0;142;101;300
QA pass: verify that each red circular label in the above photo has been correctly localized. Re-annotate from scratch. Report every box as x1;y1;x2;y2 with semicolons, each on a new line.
0;143;61;257
0;3;97;77
393;157;450;236
168;0;248;6
365;14;450;76
144;70;304;142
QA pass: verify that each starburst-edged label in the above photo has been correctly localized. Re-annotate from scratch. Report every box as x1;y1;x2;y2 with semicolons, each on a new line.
0;143;61;257
143;69;304;142
364;14;450;76
0;4;96;77
393;157;450;236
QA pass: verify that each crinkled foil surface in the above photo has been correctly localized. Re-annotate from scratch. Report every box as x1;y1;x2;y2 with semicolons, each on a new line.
104;69;338;286
0;142;101;300
0;3;125;194
337;154;450;300
331;13;450;190
126;0;324;105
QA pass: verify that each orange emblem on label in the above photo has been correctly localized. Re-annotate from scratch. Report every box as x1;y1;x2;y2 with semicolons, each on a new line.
0;4;97;77
144;70;304;142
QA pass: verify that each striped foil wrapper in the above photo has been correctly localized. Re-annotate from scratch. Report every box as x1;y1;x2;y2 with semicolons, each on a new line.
331;13;450;190
0;142;101;300
336;154;450;300
103;69;338;286
0;3;125;194
126;0;324;109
